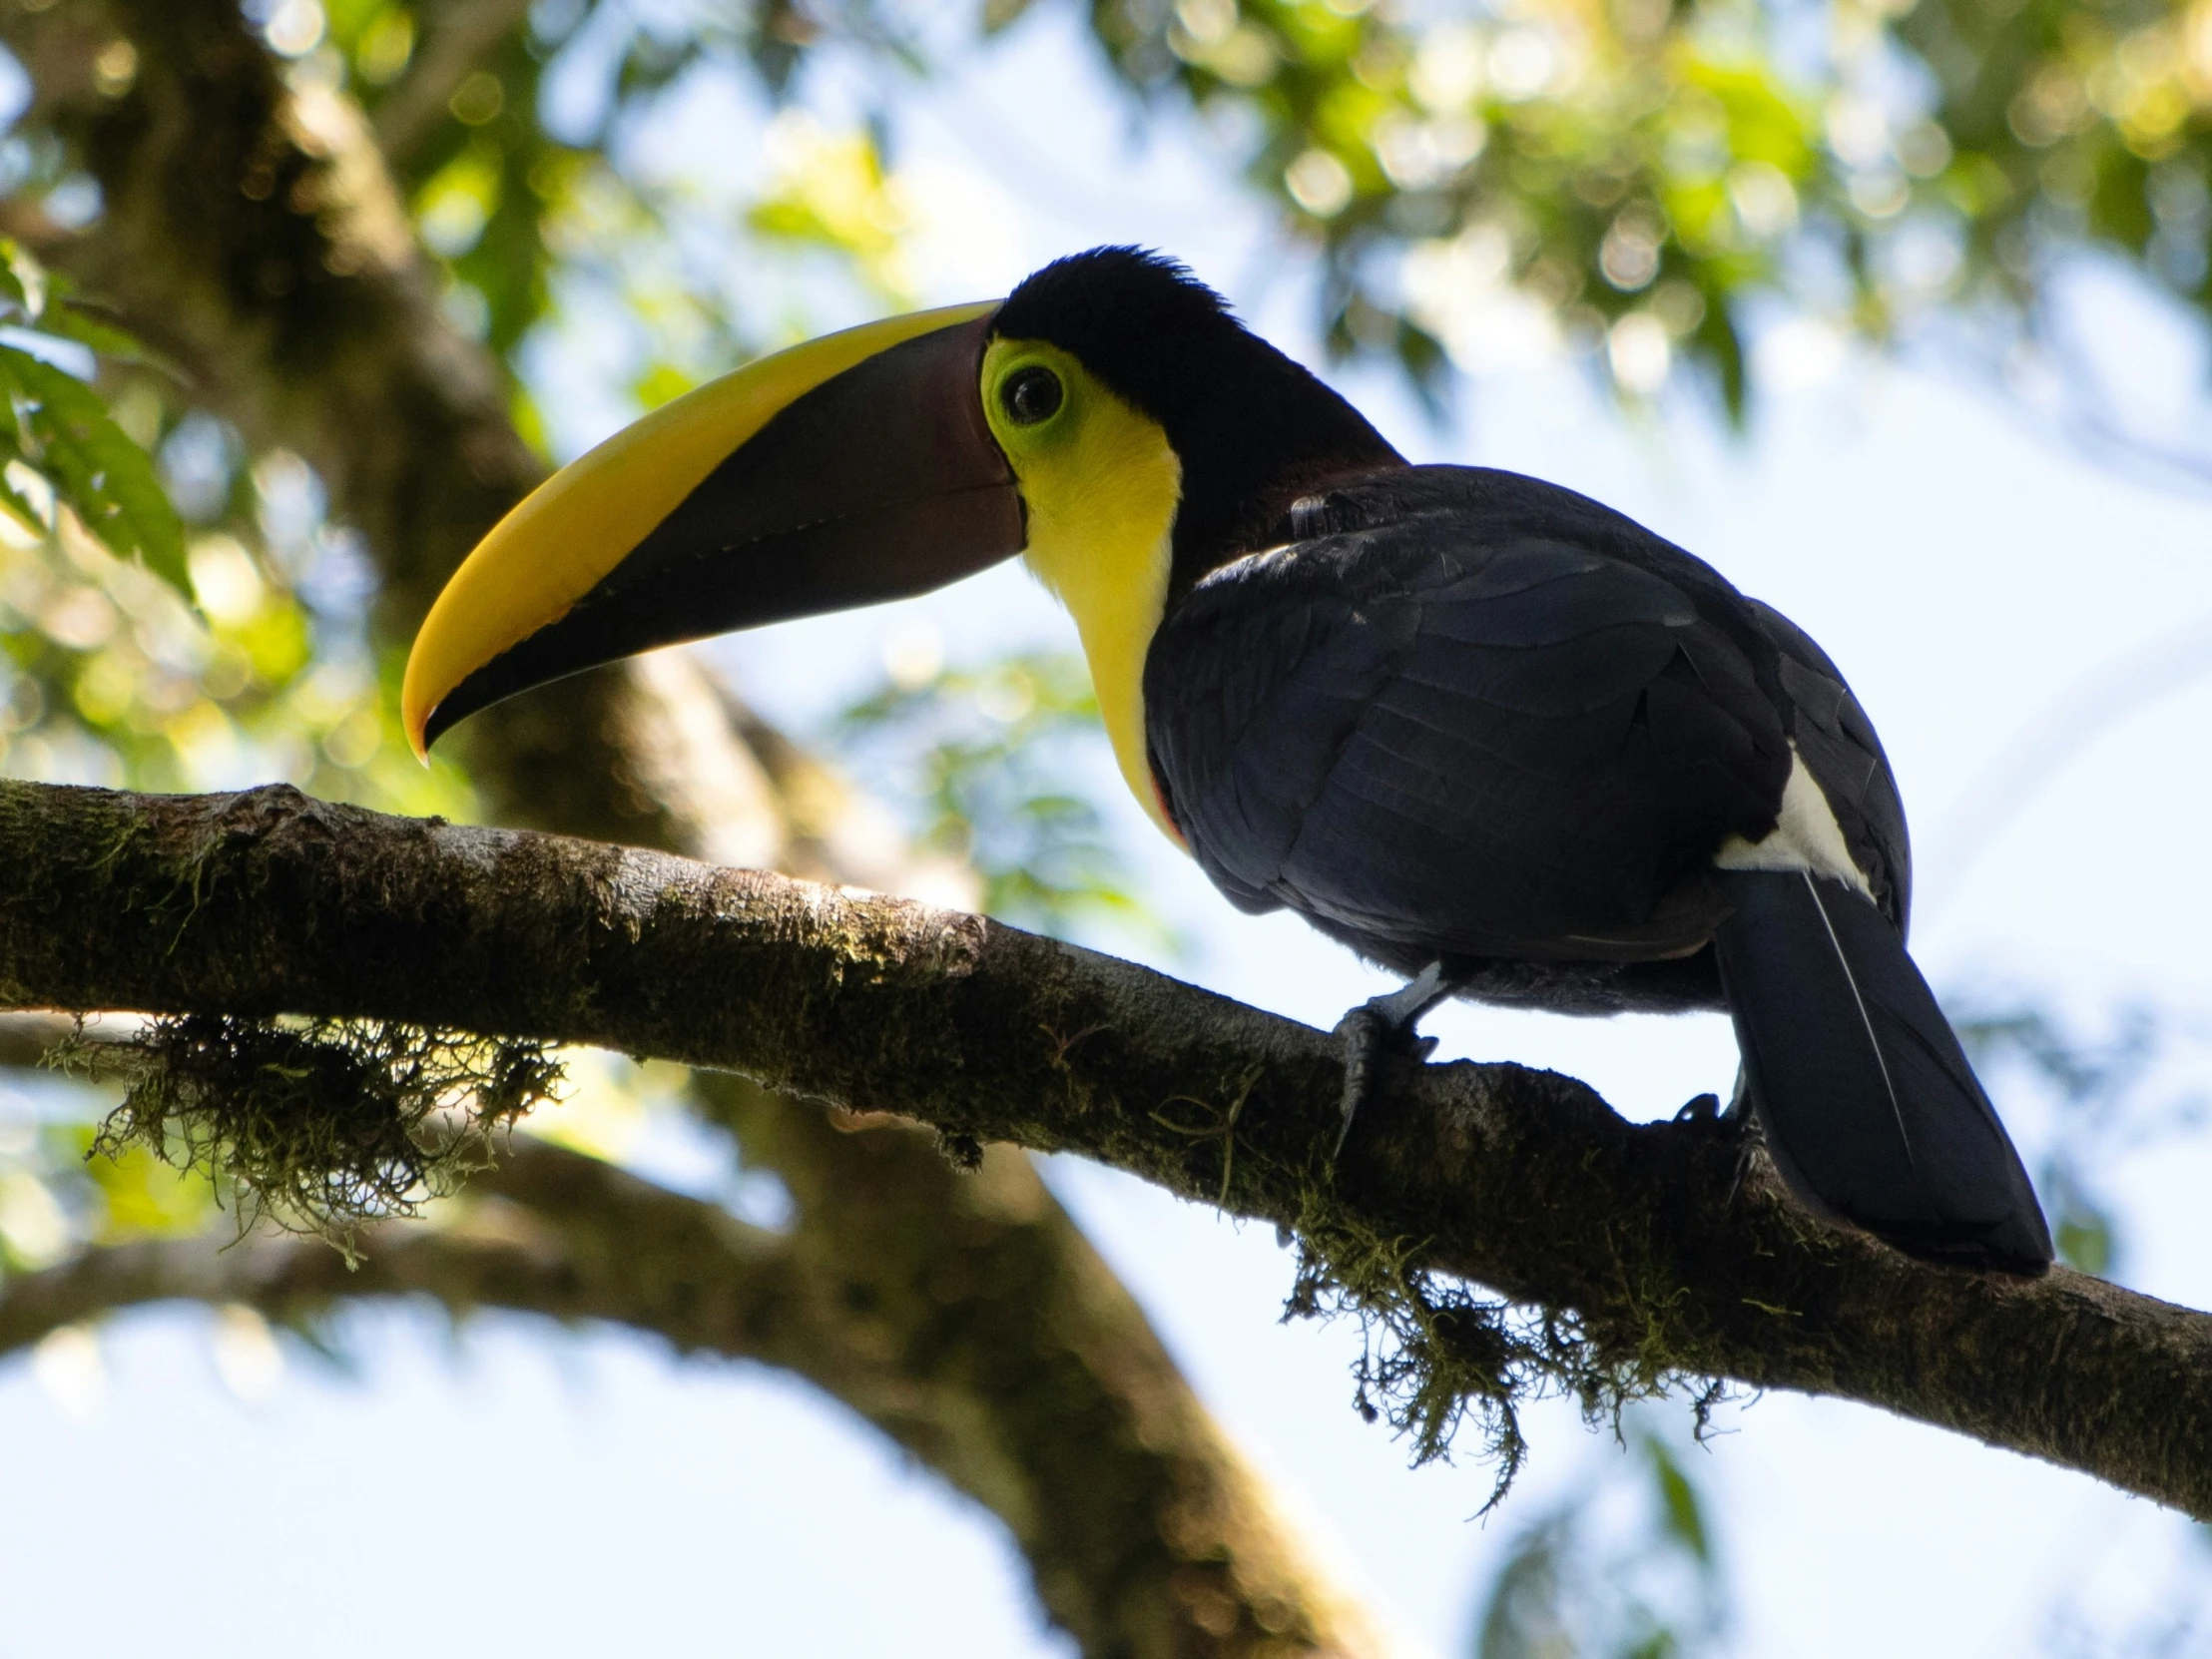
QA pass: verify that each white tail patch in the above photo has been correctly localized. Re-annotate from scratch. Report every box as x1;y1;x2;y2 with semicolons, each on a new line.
1714;748;1874;898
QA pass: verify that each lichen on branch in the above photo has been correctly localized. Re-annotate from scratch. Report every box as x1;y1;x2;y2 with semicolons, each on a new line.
1284;1204;1691;1506
56;1011;561;1256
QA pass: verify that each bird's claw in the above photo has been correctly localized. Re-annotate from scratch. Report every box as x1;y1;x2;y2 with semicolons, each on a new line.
1333;1006;1386;1158
1333;962;1451;1158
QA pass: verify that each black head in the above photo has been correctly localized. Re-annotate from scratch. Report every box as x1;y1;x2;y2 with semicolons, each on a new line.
992;248;1404;596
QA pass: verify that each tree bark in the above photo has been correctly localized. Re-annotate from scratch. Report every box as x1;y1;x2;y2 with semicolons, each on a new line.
0;5;1408;1654
3;776;2208;1520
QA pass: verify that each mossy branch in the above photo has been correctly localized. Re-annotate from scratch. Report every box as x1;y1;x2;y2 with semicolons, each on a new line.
54;1012;562;1256
4;775;2210;1517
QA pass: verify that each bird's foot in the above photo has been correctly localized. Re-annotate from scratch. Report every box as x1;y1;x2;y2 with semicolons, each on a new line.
1333;961;1455;1157
1670;1071;1760;1210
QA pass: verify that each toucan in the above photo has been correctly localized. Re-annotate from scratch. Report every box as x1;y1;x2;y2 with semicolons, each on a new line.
403;247;2053;1275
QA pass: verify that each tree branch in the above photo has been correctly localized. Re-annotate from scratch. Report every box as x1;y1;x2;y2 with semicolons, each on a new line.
0;1131;1393;1658
3;777;2206;1518
0;10;1414;1653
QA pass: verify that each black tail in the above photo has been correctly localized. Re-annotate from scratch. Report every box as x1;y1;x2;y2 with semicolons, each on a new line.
1711;868;2052;1274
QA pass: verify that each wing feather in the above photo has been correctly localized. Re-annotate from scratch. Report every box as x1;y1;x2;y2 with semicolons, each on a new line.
1147;472;1801;986
1743;598;1911;925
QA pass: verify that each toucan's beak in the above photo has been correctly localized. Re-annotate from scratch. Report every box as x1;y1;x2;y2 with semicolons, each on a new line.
402;301;1019;757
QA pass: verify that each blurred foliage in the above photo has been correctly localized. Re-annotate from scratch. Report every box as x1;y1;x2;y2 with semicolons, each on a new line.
747;112;923;301
1472;1420;1727;1659
0;1045;219;1279
0;242;182;592
1078;0;2212;418
836;645;1173;945
0;398;473;812
314;0;929;408
1957;998;2206;1276
242;0;2212;432
320;0;741;358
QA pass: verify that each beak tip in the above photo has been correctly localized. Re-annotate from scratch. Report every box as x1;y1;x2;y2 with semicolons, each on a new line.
401;646;434;763
402;702;433;765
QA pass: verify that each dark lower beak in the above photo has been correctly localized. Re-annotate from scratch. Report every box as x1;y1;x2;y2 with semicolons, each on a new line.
404;304;1019;755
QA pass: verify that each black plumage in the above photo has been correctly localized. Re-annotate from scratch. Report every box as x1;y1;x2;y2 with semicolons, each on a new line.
1140;464;2047;1270
974;243;2058;1271
1712;868;2051;1268
1149;467;1875;1009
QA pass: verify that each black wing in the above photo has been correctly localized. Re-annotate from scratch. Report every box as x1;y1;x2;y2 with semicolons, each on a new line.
1145;467;1801;1009
1742;598;1912;931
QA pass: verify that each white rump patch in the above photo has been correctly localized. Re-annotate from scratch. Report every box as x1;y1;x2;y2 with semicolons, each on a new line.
1713;749;1873;897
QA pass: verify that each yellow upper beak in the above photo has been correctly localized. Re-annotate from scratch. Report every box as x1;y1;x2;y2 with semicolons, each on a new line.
403;300;1014;759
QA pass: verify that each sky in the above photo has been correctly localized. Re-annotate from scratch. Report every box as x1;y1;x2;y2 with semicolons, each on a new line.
6;6;2212;1657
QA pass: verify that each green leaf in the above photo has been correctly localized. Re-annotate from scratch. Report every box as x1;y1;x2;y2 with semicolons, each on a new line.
0;344;189;598
0;468;47;541
39;305;190;383
2055;1207;2114;1276
0;238;48;323
1474;1513;1571;1659
0;245;31;322
1642;1431;1713;1570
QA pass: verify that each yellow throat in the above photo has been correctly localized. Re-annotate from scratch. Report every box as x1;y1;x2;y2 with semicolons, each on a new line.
981;336;1184;843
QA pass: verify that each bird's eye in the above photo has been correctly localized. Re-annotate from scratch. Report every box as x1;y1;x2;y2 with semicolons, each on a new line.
1000;365;1063;426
